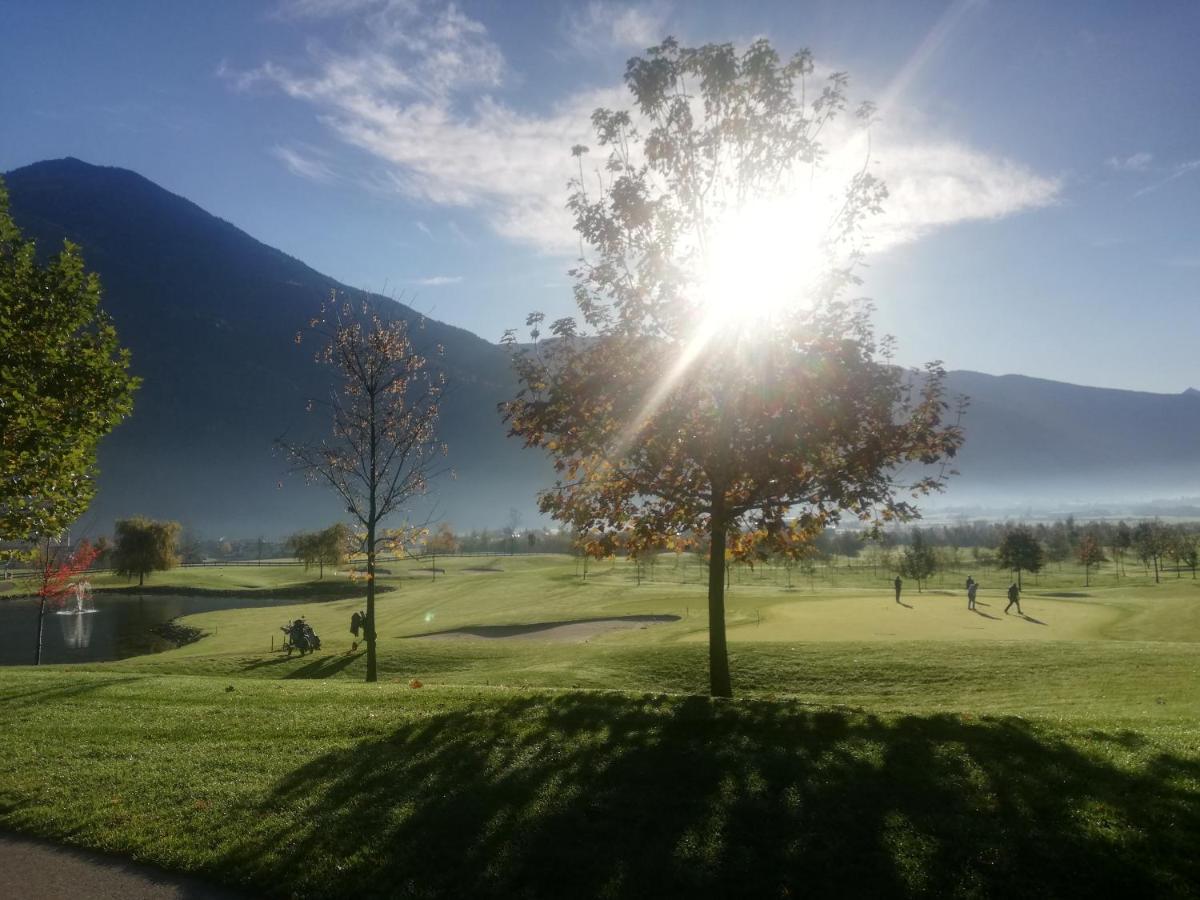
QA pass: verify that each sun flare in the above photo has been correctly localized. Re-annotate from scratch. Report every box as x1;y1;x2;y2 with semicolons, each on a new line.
698;188;842;328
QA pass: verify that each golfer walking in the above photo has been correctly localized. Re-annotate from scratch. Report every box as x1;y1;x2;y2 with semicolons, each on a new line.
1005;581;1022;615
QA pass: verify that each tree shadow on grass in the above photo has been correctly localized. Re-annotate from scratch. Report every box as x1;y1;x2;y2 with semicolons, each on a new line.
216;694;1200;899
0;676;145;705
238;654;298;672
284;652;365;679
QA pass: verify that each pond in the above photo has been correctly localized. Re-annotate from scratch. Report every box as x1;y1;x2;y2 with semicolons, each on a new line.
0;592;299;666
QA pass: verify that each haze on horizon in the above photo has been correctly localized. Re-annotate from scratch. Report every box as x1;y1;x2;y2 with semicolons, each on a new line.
2;0;1198;395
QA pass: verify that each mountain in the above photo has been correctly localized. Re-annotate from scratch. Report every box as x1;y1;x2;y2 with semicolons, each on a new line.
935;372;1200;508
4;158;550;536
4;158;1198;536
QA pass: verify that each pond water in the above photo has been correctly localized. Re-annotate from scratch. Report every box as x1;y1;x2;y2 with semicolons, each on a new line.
0;593;298;666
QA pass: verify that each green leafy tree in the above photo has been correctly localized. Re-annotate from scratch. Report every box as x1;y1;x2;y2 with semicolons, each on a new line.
503;38;963;697
288;523;352;579
900;529;937;592
1175;529;1199;579
1109;520;1132;579
111;517;180;587
1132;520;1168;584
996;526;1044;589
1077;532;1106;587
0;181;139;540
425;522;460;582
1044;525;1073;572
280;295;447;683
1167;526;1196;580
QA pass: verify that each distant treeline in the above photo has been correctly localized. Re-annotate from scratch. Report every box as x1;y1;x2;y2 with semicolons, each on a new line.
49;516;1197;584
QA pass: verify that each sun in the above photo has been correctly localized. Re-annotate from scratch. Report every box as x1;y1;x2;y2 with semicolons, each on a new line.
698;190;839;330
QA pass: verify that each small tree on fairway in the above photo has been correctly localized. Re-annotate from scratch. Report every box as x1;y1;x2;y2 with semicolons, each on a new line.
111;517;180;587
1132;521;1168;584
425;522;460;581
0;181;139;541
1176;530;1199;579
503;38;963;697
1077;532;1106;587
1110;520;1132;579
996;526;1043;589
280;295;446;683
288;523;352;579
900;529;937;592
1044;526;1073;572
28;538;99;665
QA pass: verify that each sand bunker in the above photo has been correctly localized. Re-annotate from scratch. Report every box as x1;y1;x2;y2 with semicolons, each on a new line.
411;614;680;643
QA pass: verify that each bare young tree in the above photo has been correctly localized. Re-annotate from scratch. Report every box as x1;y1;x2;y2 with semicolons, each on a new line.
281;294;447;682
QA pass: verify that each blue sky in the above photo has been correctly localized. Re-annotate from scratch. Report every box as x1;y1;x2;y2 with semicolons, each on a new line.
2;0;1198;392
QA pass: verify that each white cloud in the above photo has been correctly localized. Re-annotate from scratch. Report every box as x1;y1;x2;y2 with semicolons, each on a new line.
271;143;338;182
227;3;1060;257
1106;151;1153;171
870;135;1060;249
414;274;463;285
565;2;672;53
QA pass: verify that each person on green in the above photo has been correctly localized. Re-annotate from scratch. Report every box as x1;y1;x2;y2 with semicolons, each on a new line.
1005;581;1022;615
967;579;978;611
894;575;903;604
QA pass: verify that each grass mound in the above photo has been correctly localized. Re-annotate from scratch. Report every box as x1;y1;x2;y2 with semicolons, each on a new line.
0;671;1196;898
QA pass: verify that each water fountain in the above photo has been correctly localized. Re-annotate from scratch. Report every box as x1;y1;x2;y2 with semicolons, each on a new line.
56;580;98;650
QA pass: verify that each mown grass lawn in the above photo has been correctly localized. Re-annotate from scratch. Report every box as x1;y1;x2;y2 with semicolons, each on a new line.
2;555;1199;897
1;671;1198;899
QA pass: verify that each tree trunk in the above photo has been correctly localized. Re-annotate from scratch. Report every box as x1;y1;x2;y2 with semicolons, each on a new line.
319;560;324;579
707;495;732;699
35;595;47;665
366;521;378;682
139;570;144;587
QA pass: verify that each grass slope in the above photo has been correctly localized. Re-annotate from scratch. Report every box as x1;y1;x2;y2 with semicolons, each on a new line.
1;671;1197;899
2;555;1198;897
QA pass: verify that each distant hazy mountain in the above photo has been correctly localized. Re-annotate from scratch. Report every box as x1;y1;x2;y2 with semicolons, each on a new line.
5;159;1197;536
933;371;1200;509
4;158;550;536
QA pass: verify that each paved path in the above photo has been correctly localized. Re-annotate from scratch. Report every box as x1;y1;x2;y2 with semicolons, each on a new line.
0;833;251;899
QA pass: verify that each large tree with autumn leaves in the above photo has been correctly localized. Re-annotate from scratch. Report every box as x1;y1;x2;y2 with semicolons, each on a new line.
503;38;964;697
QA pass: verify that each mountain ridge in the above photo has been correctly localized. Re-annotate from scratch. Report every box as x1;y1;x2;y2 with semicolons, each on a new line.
5;158;1198;535
5;157;547;536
